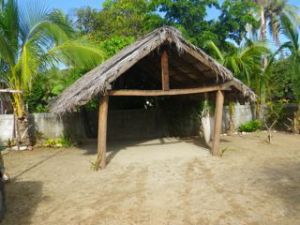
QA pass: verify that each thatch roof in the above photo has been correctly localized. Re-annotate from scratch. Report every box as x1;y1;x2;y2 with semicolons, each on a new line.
51;26;255;114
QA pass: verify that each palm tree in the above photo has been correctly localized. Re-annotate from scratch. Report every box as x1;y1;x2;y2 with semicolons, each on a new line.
277;16;300;133
205;40;269;131
0;0;103;147
252;0;299;111
253;0;299;44
205;40;268;89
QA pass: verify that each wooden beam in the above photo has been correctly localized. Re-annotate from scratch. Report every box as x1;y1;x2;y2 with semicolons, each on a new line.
108;85;229;97
211;90;224;156
95;95;109;170
161;50;170;91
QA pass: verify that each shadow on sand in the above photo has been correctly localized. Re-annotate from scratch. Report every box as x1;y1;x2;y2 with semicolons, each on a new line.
261;162;300;219
1;181;43;225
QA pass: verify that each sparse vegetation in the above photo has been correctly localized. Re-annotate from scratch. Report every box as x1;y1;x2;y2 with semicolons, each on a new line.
43;136;73;148
239;120;262;133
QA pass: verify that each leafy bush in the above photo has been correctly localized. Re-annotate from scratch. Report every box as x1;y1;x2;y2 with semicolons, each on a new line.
43;136;72;148
239;120;262;132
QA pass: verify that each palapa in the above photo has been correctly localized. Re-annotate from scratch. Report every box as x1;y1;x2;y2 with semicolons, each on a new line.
51;26;255;114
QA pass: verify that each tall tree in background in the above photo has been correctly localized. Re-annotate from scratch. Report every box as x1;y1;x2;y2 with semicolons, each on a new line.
76;7;100;35
205;40;268;88
252;0;299;113
95;0;163;39
205;40;269;131
217;0;259;46
0;0;103;147
152;0;219;46
253;0;300;44
152;0;258;48
277;16;300;132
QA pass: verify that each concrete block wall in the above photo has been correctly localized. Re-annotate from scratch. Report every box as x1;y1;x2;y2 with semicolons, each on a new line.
0;113;86;144
0;104;256;145
223;103;255;131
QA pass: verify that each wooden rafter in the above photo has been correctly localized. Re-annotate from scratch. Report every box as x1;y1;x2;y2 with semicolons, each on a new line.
108;85;230;97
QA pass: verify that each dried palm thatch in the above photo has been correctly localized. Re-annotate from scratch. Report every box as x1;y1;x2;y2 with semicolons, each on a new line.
51;26;255;114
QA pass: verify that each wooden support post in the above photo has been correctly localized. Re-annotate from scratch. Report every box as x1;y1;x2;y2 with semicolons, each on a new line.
211;90;224;156
161;50;170;91
96;95;109;170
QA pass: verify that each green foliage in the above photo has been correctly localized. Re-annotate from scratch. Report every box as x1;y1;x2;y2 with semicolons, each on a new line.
25;67;86;112
277;16;300;103
78;0;163;40
218;0;259;45
205;39;269;90
239;120;262;132
0;0;103;118
152;0;258;47
75;7;100;34
264;58;292;101
153;0;218;46
100;36;134;58
265;100;287;128
43;136;72;148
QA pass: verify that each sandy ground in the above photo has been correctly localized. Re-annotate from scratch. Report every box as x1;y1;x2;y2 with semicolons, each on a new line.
1;132;300;225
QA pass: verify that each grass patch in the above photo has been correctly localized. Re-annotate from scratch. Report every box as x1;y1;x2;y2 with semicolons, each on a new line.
239;120;262;132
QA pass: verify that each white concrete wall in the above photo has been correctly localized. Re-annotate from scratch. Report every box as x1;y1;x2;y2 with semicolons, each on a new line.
0;113;86;144
32;113;65;138
0;114;14;144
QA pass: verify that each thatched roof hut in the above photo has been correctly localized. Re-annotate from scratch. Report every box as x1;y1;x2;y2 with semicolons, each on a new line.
51;26;254;114
51;26;255;170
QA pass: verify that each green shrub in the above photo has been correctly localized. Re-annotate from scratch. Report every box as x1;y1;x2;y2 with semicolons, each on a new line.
43;136;72;148
239;120;262;132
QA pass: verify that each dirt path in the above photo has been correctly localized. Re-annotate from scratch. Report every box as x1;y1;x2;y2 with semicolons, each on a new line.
2;132;300;225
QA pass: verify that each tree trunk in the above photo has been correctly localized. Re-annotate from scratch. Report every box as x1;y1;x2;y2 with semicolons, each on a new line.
201;110;212;148
12;93;33;149
259;5;267;41
292;105;300;134
201;94;212;148
256;4;267;120
227;101;235;135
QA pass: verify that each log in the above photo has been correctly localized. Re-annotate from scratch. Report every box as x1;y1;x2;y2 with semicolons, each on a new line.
96;95;109;170
211;90;224;156
108;85;229;97
161;50;170;90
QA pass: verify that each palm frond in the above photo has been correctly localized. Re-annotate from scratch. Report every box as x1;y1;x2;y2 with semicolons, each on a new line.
204;41;224;63
46;40;104;69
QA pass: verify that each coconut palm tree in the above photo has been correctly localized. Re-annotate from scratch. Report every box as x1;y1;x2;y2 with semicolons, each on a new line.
276;16;300;132
0;0;103;147
205;40;269;89
253;0;299;44
205;40;269;131
252;0;299;111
